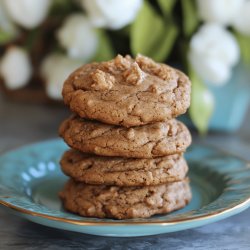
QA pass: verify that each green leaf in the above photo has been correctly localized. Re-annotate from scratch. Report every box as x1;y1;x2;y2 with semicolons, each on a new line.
24;28;39;51
151;24;178;62
235;31;250;64
157;0;177;16
92;31;115;62
189;68;214;135
131;2;163;57
0;29;14;44
181;0;199;37
131;1;178;62
50;0;76;15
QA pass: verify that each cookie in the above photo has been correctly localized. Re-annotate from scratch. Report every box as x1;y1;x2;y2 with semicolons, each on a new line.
62;54;191;127
59;116;192;158
60;178;191;219
60;150;188;186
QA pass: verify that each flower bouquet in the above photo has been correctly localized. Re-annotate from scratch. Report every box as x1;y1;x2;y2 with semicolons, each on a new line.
0;0;249;132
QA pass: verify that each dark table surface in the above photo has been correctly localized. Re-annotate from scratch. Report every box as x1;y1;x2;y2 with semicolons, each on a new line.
1;94;250;250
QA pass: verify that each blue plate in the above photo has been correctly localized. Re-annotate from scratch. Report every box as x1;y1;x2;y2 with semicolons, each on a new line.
1;139;250;237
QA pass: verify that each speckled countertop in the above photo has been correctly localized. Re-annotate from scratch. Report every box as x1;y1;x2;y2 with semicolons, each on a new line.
1;95;250;250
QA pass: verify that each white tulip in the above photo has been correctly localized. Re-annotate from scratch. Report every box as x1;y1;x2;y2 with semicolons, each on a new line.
189;52;231;85
3;0;51;29
81;0;142;30
0;46;32;89
233;0;250;36
188;23;240;85
196;0;244;25
57;14;98;60
41;54;82;100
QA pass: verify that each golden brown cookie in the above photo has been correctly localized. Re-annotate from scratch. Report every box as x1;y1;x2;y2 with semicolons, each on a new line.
59;116;192;158
60;178;191;219
60;149;188;186
62;54;191;127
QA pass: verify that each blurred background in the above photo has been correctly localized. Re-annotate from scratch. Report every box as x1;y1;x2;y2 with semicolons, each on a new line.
0;0;250;153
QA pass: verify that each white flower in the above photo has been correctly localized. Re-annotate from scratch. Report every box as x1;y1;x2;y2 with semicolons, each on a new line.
196;0;244;25
57;14;98;60
188;23;240;85
3;0;51;29
81;0;142;30
41;54;82;100
0;46;32;89
233;0;250;36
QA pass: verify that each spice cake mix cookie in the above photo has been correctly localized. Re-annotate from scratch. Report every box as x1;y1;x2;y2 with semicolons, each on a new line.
60;178;191;219
59;116;192;158
62;54;191;127
60;149;188;186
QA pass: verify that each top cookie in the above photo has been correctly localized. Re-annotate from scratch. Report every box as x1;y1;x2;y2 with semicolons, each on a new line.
62;54;191;127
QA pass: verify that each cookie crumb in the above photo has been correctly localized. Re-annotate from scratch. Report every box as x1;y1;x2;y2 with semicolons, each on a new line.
146;193;163;207
159;93;172;102
136;54;176;81
149;84;161;94
87;100;93;106
114;54;131;70
125;128;135;140
123;62;145;85
91;69;114;90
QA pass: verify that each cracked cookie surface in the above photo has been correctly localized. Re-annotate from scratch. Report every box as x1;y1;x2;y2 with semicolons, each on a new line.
59;178;191;219
59;116;192;158
62;54;191;127
60;149;188;186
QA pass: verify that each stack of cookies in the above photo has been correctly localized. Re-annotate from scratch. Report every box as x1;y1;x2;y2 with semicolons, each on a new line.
59;54;192;219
